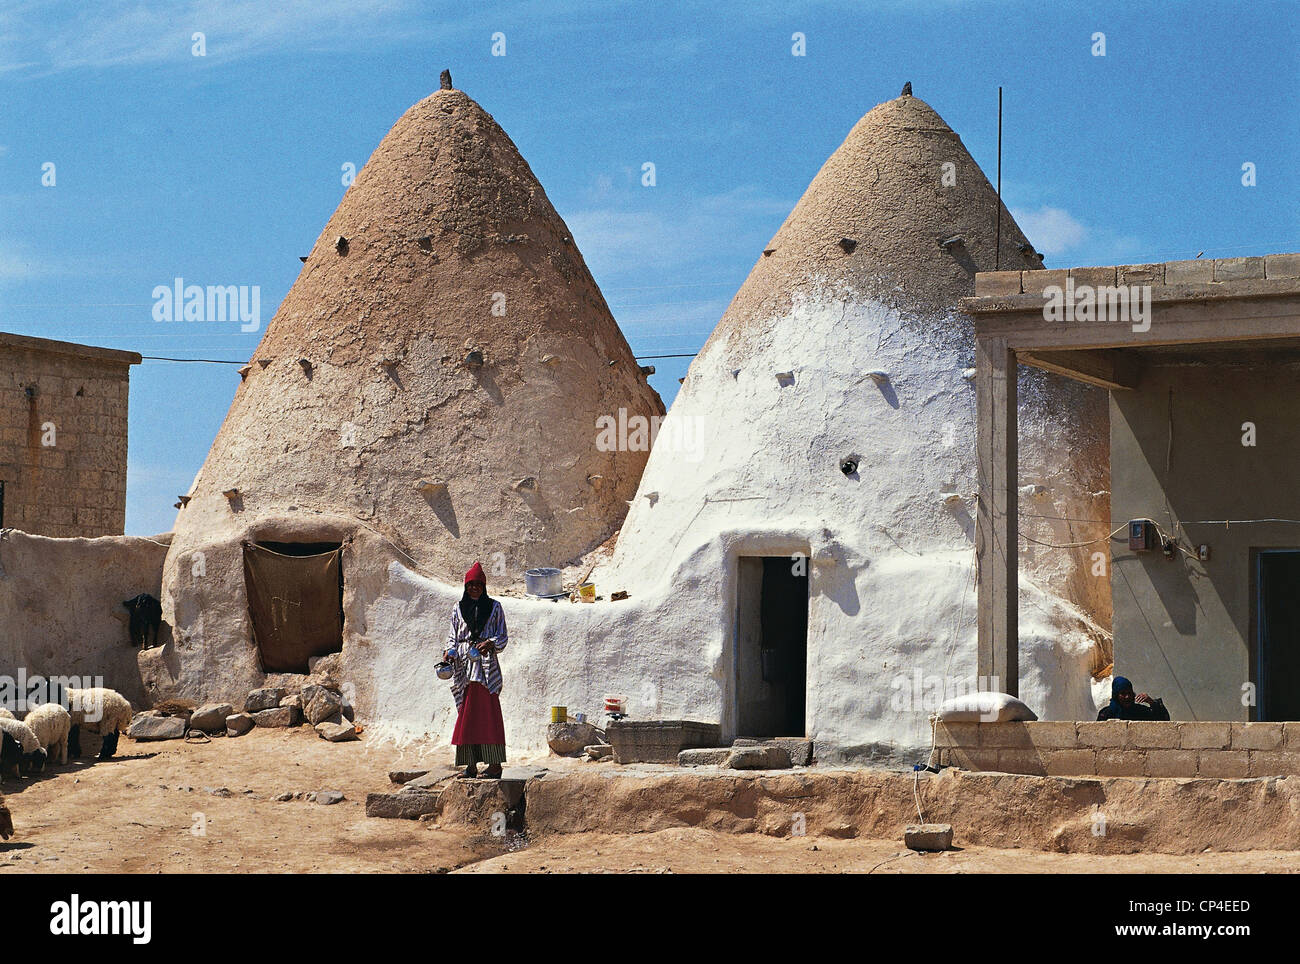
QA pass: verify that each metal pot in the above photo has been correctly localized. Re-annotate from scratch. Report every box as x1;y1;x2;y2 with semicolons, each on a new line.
435;661;453;681
525;567;563;597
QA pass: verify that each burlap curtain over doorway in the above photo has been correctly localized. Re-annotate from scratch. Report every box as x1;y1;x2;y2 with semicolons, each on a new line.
242;542;344;673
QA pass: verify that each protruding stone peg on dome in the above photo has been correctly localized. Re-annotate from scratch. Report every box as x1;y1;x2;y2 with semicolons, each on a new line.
440;69;453;90
901;81;912;96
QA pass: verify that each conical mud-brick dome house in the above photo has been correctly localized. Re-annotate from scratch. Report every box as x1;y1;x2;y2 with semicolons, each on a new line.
152;78;663;706
598;90;1109;757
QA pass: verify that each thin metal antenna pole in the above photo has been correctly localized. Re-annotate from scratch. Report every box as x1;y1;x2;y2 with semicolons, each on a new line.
995;86;1003;270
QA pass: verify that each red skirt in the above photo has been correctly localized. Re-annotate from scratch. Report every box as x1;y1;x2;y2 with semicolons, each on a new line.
452;682;506;746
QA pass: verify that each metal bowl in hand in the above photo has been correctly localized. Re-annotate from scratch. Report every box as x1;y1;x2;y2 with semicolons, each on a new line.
435;661;453;681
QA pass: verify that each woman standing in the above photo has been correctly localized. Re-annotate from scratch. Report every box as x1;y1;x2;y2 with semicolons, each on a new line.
445;562;508;778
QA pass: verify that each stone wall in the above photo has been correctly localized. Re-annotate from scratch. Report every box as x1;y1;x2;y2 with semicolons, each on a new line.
973;252;1300;296
936;720;1300;778
0;333;139;537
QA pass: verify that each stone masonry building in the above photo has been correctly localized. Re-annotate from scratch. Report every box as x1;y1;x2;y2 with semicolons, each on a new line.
0;331;140;536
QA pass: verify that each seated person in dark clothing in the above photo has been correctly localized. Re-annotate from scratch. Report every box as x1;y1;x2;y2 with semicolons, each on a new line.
1097;676;1171;721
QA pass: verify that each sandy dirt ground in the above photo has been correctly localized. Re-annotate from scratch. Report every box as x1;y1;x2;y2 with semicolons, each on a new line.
0;729;1296;874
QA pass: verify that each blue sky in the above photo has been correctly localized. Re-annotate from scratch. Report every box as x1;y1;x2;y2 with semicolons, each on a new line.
1;0;1296;535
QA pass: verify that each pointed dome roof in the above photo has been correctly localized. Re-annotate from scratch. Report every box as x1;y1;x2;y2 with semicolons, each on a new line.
171;85;663;584
707;93;1040;355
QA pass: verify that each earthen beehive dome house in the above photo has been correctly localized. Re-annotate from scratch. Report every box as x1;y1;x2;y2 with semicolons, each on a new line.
152;81;663;706
329;89;1112;760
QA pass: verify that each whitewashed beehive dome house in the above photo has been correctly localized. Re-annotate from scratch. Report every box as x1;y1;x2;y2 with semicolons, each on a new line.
150;77;663;707
590;88;1110;759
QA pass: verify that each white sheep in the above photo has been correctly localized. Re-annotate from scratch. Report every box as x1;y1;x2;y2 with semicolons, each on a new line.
24;703;72;766
0;716;47;775
0;707;13;720
66;688;134;759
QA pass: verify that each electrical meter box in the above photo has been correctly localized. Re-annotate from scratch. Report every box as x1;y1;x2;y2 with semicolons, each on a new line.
1129;519;1158;552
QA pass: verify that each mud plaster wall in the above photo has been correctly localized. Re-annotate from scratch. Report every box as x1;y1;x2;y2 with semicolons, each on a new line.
0;347;132;537
0;530;170;708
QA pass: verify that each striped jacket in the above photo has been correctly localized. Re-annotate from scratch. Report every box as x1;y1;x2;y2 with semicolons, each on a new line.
445;599;508;710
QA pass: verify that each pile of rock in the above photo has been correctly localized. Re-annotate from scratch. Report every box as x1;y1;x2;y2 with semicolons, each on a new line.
677;738;814;770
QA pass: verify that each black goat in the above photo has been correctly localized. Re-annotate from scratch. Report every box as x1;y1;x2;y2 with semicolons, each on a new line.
122;593;162;648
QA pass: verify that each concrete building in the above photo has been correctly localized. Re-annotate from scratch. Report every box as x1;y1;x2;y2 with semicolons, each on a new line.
966;252;1300;724
0;331;139;537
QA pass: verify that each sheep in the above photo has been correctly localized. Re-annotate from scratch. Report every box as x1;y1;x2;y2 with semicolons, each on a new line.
66;687;133;760
0;792;12;840
1;731;22;782
24;703;72;766
0;707;13;719
0;717;47;775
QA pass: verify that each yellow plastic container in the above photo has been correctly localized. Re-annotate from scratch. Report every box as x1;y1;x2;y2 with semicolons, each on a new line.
578;582;596;602
550;705;567;723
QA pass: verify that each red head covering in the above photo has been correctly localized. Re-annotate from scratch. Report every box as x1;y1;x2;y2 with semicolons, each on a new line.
464;561;487;585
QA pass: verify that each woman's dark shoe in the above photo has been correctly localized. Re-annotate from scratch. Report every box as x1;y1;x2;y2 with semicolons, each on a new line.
481;763;503;779
459;764;478;779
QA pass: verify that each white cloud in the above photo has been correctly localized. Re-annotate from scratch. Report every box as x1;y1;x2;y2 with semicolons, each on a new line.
0;0;422;74
1010;205;1087;256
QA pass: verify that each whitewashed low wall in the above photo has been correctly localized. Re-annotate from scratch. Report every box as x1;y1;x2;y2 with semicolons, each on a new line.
351;532;1099;765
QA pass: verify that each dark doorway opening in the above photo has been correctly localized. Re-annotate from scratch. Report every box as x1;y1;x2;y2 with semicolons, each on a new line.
736;555;808;737
243;541;344;673
1257;549;1300;721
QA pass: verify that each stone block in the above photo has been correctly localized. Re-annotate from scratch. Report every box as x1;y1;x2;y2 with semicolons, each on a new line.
1096;749;1146;777
769;738;814;766
585;744;613;760
1180;722;1230;749
303;687;343;726
1042;749;1097;776
366;790;441;820
224;713;254;737
127;715;186;741
1077;721;1128;749
1198;750;1249;778
1286;722;1300;750
974;270;1022;296
996;748;1046;775
279;694;303;712
1143;749;1199;777
1127;721;1180;748
944;747;1001;771
188;703;234;733
1264;252;1300;279
934;721;980;747
253;706;301;728
1164;259;1215;285
727;746;792;770
315;720;357;742
244;688;285;713
388;769;430;785
1020;269;1068;295
904;824;953;851
547;721;601;756
979;723;1033;748
1023;721;1077;748
1214;257;1266;282
1068;265;1117;287
1231;722;1283;751
1117;262;1164;285
678;747;730;766
1248;750;1300;778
